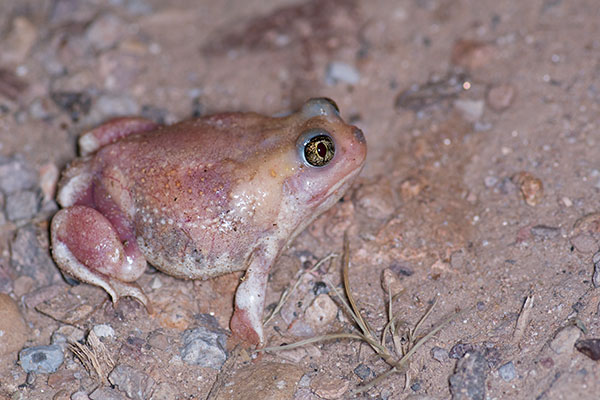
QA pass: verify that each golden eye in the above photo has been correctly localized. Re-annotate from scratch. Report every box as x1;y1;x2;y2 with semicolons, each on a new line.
303;134;335;167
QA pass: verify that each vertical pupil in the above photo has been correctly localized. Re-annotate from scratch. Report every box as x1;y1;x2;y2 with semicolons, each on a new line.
317;141;327;157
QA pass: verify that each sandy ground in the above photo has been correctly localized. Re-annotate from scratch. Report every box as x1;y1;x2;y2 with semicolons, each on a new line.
1;0;600;399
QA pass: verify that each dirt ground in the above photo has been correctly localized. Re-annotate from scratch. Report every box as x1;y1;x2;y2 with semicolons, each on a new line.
1;0;600;399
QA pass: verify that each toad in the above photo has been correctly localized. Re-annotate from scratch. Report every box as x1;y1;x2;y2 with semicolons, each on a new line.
50;98;367;345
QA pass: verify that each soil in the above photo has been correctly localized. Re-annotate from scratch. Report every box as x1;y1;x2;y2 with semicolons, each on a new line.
1;0;599;399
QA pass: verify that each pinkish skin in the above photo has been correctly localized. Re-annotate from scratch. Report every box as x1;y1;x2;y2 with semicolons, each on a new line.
50;98;367;345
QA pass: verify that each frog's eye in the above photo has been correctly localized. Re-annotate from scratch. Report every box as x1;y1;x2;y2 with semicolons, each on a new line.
298;130;335;167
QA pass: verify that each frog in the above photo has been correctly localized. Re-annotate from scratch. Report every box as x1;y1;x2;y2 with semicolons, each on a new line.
50;98;367;345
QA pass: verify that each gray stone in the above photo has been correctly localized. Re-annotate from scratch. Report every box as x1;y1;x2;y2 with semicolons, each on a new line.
19;345;64;373
89;387;127;400
498;361;516;381
449;351;488;400
10;225;58;285
0;155;38;194
180;325;227;369
325;62;361;85
108;364;155;400
5;190;39;221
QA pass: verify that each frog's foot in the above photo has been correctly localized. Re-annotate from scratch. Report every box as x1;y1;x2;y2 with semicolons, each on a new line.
231;252;271;346
79;116;158;156
51;205;150;311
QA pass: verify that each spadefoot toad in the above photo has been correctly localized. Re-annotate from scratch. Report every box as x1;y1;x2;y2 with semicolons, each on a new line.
51;98;367;345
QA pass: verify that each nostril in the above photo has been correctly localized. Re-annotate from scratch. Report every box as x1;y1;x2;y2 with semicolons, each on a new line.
353;127;366;143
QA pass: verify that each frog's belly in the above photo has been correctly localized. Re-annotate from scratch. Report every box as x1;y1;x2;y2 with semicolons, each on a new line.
135;224;247;280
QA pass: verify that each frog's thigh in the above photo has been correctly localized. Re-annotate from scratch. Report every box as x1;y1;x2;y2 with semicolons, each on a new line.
51;205;149;307
79;116;158;156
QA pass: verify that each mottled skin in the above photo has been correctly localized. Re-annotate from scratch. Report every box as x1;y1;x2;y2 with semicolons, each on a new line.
51;98;367;345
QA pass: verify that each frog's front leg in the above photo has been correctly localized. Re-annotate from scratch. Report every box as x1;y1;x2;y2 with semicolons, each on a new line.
230;248;274;346
51;205;150;310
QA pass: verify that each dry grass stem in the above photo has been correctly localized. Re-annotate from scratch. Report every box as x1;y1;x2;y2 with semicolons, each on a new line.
68;330;115;384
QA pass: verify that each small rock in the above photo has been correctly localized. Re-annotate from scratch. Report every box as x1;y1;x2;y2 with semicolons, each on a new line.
487;84;516;112
571;234;598;253
310;373;350;399
512;172;543;206
50;91;92;122
400;177;424;199
5;190;39;221
498;361;516;381
313;281;329;296
28;97;58;120
593;251;600;288
325;62;361;85
353;364;371;380
355;179;396;219
150;382;178;400
0;294;28;359
109;364;155;400
530;225;560;240
410;381;422;391
390;261;414;277
86;14;126;51
180;326;227;369
450;343;476;359
95;94;140;117
19;344;64;373
304;294;338;333
217;362;303;400
39;163;59;202
575;339;600;360
431;346;448;362
550;326;581;355
10;225;58;285
51;325;85;346
454;99;485;122
381;268;404;296
89;386;127;400
1;17;38;64
92;324;115;339
71;390;93;400
0;155;38;194
449;351;488;400
484;176;498;188
451;39;495;70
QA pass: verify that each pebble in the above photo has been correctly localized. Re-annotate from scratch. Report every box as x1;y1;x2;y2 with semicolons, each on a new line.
381;268;404;296
0;294;28;359
150;382;178;400
593;251;600;288
325;62;361;85
38;162;59;202
10;224;58;285
575;339;600;360
216;362;303;400
108;364;155;400
5;190;39;221
310;373;350;399
530;225;560;240
571;234;597;253
1;17;38;64
50;91;92;122
51;325;85;346
512;171;543;206
451;39;495;70
487;84;516;112
95;94;140;117
483;176;498;188
19;344;64;373
92;324;115;339
180;326;227;369
85;14;126;51
431;346;449;362
89;387;127;400
304;294;338;333
449;351;488;400
353;363;372;380
498;361;516;381
550;326;581;355
449;343;477;359
454;99;485;122
0;155;38;194
354;179;396;219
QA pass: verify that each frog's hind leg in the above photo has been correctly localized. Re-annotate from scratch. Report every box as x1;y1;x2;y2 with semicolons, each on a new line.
79;117;158;156
51;205;151;311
